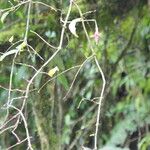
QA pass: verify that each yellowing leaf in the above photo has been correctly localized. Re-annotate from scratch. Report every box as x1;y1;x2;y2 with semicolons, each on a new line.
16;41;26;51
1;11;9;23
48;66;59;77
68;18;81;37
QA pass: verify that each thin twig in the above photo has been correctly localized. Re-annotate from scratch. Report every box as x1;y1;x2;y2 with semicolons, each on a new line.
27;43;44;60
24;0;32;42
32;1;57;12
19;2;73;149
9;105;33;150
7;138;28;150
38;65;81;93
74;2;106;149
1;0;30;12
63;55;94;100
30;30;57;49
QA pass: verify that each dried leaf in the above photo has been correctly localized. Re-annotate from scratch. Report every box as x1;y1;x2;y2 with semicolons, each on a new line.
48;66;59;77
68;18;81;37
0;49;18;61
9;36;14;43
0;42;26;61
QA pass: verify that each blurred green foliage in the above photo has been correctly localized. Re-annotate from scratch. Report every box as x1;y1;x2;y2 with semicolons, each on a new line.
0;0;150;150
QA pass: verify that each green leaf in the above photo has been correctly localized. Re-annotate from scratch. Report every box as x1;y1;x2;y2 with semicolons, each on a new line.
58;74;69;90
139;134;150;150
65;114;71;125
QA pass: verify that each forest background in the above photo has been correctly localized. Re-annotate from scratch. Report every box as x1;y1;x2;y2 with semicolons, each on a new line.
0;0;150;150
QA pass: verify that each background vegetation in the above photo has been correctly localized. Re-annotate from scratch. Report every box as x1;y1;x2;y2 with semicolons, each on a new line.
0;0;150;150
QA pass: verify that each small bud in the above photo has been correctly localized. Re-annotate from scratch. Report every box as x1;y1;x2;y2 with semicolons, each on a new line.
93;30;100;44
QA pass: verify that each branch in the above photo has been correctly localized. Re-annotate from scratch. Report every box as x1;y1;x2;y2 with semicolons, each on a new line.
74;2;106;150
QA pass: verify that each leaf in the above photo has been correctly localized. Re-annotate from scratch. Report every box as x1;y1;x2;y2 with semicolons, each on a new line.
1;11;9;23
54;55;65;70
0;49;18;61
9;36;14;43
68;18;81;37
58;74;69;90
48;66;59;77
16;41;26;51
0;41;26;61
65;115;71;125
